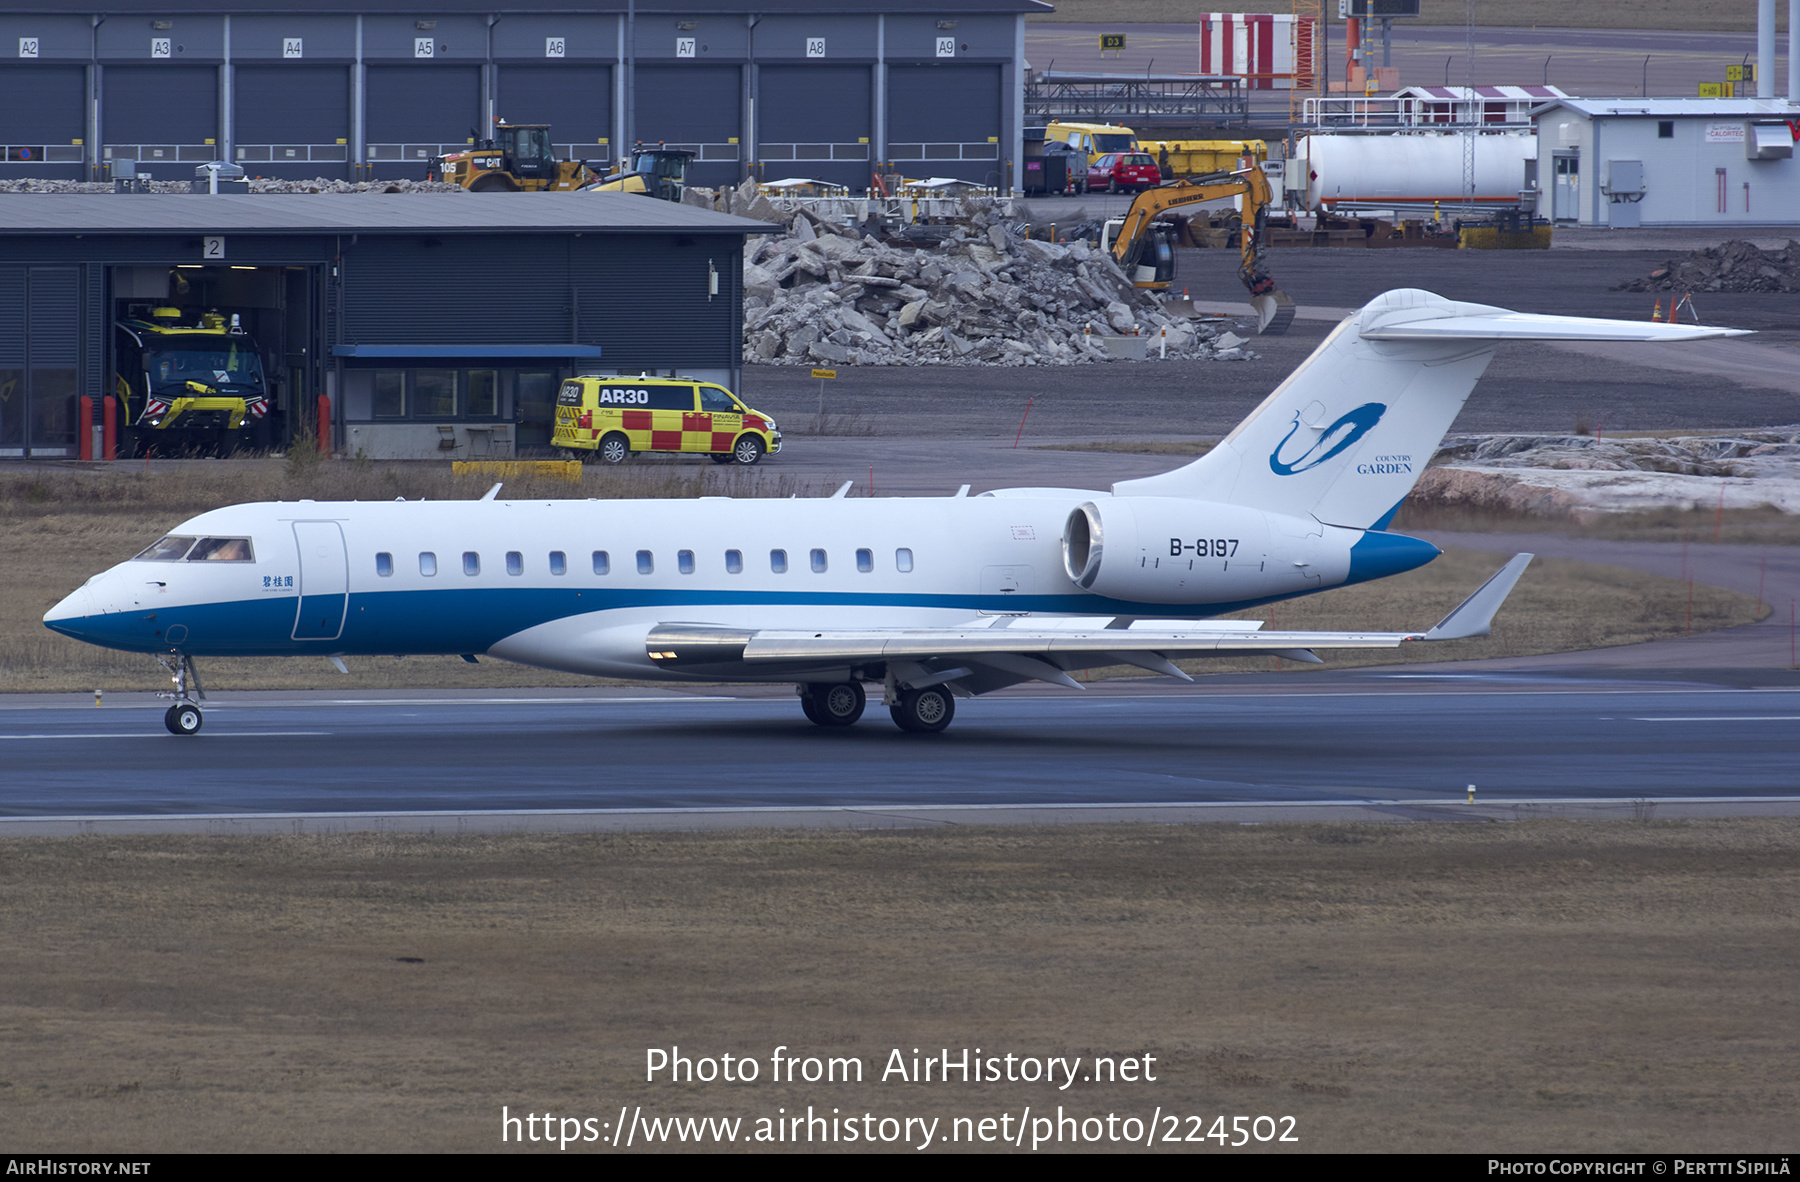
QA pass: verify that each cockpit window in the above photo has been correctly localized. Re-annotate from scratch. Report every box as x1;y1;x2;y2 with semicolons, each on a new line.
134;535;197;561
187;537;255;562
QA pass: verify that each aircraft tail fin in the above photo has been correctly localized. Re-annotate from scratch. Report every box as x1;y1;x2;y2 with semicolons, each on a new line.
1113;289;1750;530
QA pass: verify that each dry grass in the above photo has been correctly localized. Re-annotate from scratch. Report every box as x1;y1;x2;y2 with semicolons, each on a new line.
4;464;1765;692
1028;0;1774;32
0;820;1795;1152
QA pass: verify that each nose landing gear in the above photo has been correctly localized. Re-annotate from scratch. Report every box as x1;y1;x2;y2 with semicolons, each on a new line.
155;652;205;736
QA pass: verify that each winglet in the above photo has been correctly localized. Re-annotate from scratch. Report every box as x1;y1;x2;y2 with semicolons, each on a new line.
480;482;503;502
1423;554;1534;641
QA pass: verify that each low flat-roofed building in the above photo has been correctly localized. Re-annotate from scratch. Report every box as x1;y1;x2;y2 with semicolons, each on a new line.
1531;97;1800;228
0;191;772;459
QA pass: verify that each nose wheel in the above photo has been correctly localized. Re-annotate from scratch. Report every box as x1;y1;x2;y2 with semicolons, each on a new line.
154;651;206;736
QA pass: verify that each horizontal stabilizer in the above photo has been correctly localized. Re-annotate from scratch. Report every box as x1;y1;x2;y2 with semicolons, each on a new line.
1363;313;1751;343
1423;554;1534;640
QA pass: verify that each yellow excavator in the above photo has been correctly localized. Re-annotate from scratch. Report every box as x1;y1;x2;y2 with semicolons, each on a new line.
1100;165;1295;335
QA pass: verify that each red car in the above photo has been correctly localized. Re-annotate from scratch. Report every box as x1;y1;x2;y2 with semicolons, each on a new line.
1087;152;1162;194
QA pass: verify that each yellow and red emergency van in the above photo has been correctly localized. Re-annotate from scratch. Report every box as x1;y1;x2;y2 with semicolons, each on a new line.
553;376;781;465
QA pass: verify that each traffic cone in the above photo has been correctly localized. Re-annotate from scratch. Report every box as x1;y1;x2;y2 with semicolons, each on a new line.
1651;299;1662;322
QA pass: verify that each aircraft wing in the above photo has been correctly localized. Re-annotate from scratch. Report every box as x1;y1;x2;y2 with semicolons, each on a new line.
646;554;1533;692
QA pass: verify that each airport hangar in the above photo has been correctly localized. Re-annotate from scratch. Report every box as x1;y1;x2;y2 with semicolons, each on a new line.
0;191;772;460
0;0;1045;193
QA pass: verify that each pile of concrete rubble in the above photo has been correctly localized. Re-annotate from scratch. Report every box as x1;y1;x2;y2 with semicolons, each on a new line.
740;194;1242;367
0;177;463;194
1416;429;1800;516
1614;239;1800;293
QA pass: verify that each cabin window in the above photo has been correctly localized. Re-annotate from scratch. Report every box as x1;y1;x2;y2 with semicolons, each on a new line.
463;551;480;576
856;548;873;573
678;549;695;574
506;551;523;576
725;549;743;574
549;551;566;576
376;552;393;577
811;548;828;573
770;549;788;574
592;550;609;575
896;548;914;572
419;552;437;577
637;550;653;575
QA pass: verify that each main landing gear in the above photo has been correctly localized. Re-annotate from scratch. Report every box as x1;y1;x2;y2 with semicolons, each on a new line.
796;680;957;733
155;652;205;736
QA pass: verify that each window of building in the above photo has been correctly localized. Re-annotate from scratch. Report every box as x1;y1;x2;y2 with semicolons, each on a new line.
506;551;523;576
592;550;610;575
637;549;653;574
376;552;393;577
856;548;873;573
371;371;406;418
417;369;458;418
725;549;743;574
811;548;828;573
420;551;437;577
678;549;695;574
468;369;500;417
463;551;480;576
896;548;914;573
1658;120;1674;138
770;548;788;574
549;550;566;576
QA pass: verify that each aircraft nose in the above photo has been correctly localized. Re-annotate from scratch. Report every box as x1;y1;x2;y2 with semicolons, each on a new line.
43;584;95;638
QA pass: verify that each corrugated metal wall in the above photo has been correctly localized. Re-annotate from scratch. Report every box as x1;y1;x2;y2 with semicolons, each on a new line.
338;233;740;369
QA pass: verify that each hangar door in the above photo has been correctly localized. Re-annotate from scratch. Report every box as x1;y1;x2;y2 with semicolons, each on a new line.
366;65;481;178
0;267;80;458
758;65;871;189
0;66;87;181
634;65;741;189
103;66;220;180
887;64;1002;185
235;66;351;179
496;65;613;167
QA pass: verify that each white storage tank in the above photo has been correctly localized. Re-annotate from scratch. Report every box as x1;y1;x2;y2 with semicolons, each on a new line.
1295;133;1535;211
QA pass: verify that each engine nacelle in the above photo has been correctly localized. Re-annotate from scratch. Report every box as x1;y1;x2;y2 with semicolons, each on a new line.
1061;497;1355;605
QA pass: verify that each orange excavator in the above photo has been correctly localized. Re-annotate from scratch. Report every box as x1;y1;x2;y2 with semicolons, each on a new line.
1100;165;1295;335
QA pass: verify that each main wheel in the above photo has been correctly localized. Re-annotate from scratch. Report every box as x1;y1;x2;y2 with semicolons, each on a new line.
731;434;765;465
806;681;865;727
164;703;202;736
799;692;823;724
468;173;513;193
598;432;630;464
889;686;955;733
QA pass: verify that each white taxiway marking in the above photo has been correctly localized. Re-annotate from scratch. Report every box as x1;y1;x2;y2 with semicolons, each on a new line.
0;731;331;740
1632;716;1800;722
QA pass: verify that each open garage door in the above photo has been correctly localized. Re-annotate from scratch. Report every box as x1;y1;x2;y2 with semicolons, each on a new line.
103;66;220;181
235;66;351;180
887;64;1002;186
758;65;871;190
366;65;481;179
0;66;87;181
634;65;741;189
496;64;613;169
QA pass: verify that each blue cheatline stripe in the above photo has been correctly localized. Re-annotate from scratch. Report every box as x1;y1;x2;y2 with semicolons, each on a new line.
47;577;1385;658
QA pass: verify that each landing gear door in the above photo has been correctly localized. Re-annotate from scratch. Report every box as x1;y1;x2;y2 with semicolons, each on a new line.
292;521;348;641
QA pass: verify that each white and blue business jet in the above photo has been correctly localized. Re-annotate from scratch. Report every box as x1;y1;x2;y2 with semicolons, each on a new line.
46;290;1744;736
